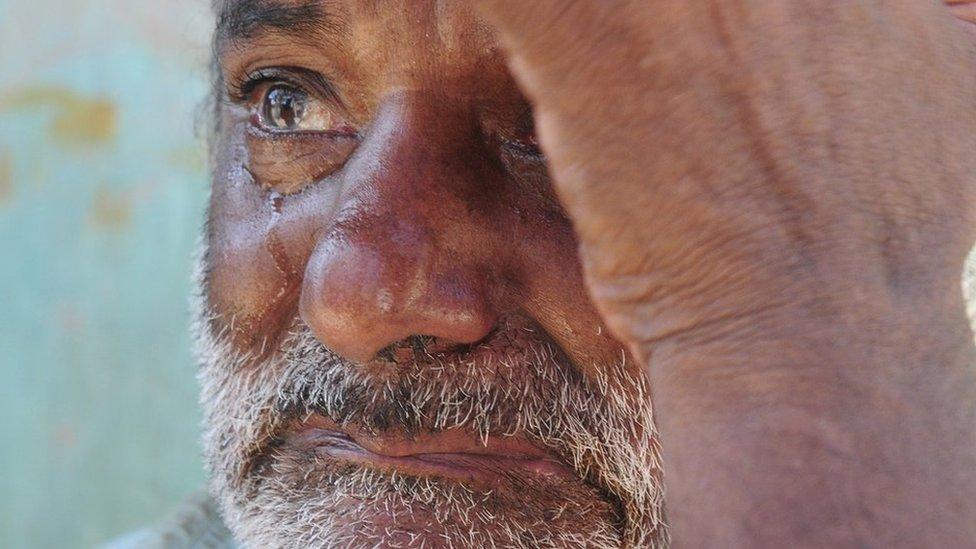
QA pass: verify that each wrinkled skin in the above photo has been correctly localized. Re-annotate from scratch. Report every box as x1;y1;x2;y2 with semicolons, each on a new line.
202;1;664;547
201;0;976;547
476;0;976;546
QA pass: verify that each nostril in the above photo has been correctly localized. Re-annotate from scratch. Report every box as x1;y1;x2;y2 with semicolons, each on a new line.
375;331;497;365
375;335;429;364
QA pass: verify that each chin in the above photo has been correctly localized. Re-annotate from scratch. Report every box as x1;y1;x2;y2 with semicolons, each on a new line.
223;451;623;548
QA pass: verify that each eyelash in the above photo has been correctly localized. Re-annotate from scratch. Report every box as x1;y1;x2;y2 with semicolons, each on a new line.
227;71;293;105
226;67;338;106
227;71;271;102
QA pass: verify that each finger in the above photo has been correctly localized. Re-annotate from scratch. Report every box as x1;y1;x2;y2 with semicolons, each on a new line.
472;0;976;350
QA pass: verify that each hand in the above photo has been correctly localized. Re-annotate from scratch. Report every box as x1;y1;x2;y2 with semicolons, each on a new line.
476;1;976;545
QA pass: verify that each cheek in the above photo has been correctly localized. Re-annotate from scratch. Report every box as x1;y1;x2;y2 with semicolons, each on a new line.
207;221;301;349
206;189;297;350
520;222;631;370
505;187;632;370
206;128;327;350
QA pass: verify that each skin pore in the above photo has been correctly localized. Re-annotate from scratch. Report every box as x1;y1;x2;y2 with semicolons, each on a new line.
201;0;664;547
200;0;976;547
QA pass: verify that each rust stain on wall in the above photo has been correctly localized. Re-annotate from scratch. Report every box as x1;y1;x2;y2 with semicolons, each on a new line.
0;150;12;204
90;186;132;231
0;86;118;146
52;98;116;145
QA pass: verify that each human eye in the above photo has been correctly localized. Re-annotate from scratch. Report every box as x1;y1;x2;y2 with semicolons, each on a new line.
225;67;360;194
256;83;349;133
232;67;355;136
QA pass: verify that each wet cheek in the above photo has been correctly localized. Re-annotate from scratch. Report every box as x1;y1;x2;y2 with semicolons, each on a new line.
206;129;313;348
206;160;314;351
207;219;304;349
206;135;349;351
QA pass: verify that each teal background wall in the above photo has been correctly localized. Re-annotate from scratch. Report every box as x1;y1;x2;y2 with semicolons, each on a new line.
0;1;215;546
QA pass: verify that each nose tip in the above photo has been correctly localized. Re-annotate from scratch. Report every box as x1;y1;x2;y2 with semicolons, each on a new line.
298;231;497;364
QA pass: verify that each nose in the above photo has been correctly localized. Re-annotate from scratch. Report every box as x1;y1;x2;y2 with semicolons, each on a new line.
298;98;506;363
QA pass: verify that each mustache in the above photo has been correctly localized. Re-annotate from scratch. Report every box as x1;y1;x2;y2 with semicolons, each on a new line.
196;314;668;546
255;329;580;483
284;322;576;432
198;315;599;479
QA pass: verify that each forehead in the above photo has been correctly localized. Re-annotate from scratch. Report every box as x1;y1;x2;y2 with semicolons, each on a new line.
215;0;497;54
215;0;513;110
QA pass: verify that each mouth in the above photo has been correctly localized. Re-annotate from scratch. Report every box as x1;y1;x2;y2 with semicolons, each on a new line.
287;415;577;485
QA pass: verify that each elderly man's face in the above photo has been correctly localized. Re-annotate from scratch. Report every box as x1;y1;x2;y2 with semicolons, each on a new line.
197;0;665;546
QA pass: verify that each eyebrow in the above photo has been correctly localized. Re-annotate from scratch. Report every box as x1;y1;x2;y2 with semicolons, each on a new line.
215;0;334;44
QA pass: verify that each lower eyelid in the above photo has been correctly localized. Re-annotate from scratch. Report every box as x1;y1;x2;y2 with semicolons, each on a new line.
243;125;359;194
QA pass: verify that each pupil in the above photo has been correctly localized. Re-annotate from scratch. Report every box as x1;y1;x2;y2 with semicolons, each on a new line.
265;86;306;130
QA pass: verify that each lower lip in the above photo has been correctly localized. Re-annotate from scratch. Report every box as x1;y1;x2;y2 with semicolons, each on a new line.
292;430;575;484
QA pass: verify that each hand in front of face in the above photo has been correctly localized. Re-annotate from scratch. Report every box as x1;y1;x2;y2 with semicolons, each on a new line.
476;0;976;366
476;0;976;546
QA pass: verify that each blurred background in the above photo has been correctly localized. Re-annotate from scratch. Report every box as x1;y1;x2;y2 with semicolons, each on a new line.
0;1;215;546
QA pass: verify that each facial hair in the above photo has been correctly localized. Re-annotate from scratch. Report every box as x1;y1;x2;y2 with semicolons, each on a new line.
192;245;669;548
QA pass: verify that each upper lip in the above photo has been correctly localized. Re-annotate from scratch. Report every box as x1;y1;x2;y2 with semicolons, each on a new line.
285;414;577;484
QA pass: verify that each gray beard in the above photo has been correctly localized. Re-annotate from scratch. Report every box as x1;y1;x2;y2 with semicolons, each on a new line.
192;244;669;548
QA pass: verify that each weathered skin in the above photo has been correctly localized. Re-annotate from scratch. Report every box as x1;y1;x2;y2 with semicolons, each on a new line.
208;1;623;379
205;1;665;546
475;0;976;546
204;0;976;546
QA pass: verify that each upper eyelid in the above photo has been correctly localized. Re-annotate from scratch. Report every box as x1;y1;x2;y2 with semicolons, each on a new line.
226;66;344;108
226;71;290;102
